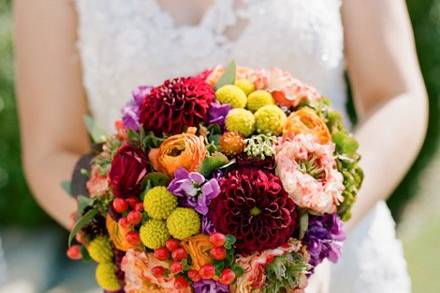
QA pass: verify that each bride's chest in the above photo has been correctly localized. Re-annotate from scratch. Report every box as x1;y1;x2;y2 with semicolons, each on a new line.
76;0;344;82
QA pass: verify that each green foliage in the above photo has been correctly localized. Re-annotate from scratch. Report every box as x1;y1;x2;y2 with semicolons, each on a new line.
198;152;229;178
214;60;236;90
262;252;308;293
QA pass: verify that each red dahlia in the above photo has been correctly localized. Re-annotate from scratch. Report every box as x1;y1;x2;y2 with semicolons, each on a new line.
139;77;215;135
209;167;298;255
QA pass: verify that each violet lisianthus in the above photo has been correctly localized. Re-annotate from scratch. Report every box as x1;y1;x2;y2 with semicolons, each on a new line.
122;85;152;131
201;215;216;234
208;102;231;129
303;213;346;269
168;168;220;215
192;279;229;293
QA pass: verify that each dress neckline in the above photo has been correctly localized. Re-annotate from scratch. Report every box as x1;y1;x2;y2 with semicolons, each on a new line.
151;0;219;29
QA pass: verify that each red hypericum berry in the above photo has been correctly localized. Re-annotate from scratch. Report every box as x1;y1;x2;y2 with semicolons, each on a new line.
174;275;189;289
199;264;215;280
210;246;227;261
127;211;143;226
219;268;236;285
154;247;170;261
112;198;128;213
126;197;139;209
151;266;166;278
118;217;130;228
165;239;180;252
209;233;226;247
66;245;82;260
126;231;141;246
187;269;201;282
172;248;188;261
135;202;144;212
170;262;184;274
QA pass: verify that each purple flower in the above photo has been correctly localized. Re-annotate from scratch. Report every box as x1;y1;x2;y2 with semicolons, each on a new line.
122;85;152;131
303;213;346;269
201;215;216;234
168;168;220;215
208;102;231;129
192;280;229;293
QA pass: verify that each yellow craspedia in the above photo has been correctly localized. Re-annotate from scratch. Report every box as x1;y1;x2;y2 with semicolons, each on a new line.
167;208;200;240
139;219;170;249
254;105;287;136
215;85;247;108
144;186;178;219
235;79;255;95
225;108;255;137
96;262;121;291
247;90;274;112
88;236;113;263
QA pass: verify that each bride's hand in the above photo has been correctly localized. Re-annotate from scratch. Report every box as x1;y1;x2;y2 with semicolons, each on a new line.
304;261;331;293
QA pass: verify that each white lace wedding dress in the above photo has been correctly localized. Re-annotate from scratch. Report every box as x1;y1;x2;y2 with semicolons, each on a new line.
74;0;411;292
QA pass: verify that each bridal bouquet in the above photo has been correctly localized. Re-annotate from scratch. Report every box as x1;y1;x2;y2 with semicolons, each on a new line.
65;62;363;292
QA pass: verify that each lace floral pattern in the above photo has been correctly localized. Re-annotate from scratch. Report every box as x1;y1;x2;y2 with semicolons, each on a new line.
74;1;411;292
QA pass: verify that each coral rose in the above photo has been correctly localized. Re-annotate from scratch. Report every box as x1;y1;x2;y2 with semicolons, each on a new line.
155;128;207;177
109;145;148;198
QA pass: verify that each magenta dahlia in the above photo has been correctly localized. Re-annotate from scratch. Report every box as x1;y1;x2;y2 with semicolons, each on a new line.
139;77;215;135
209;167;298;255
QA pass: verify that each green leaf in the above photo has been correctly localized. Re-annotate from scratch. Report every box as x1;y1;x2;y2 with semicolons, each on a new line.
61;180;72;196
68;208;98;246
224;234;236;250
299;212;309;239
332;131;359;157
145;172;170;187
77;195;94;218
142;131;165;150
215;61;236;90
198;152;229;178
214;260;226;275
84;115;107;143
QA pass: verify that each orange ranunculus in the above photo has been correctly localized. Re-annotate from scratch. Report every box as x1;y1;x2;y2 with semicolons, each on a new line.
156;128;207;177
283;107;331;144
180;234;213;271
106;214;141;251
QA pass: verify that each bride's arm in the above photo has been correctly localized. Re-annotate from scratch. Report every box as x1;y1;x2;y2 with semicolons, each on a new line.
342;0;428;231
14;0;89;229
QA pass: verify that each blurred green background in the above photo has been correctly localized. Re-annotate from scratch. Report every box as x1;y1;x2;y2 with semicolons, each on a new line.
0;0;439;292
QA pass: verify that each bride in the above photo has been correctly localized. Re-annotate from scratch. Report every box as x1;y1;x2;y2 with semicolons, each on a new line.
14;0;427;292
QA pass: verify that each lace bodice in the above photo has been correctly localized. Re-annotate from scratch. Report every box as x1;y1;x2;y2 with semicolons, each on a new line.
75;0;346;131
74;1;410;292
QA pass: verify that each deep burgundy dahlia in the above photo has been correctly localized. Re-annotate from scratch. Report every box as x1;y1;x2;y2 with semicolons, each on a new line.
209;167;298;255
139;77;215;135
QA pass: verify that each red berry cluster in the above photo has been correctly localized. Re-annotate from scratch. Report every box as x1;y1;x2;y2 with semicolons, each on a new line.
149;234;237;289
112;197;144;246
209;233;236;285
151;239;191;289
